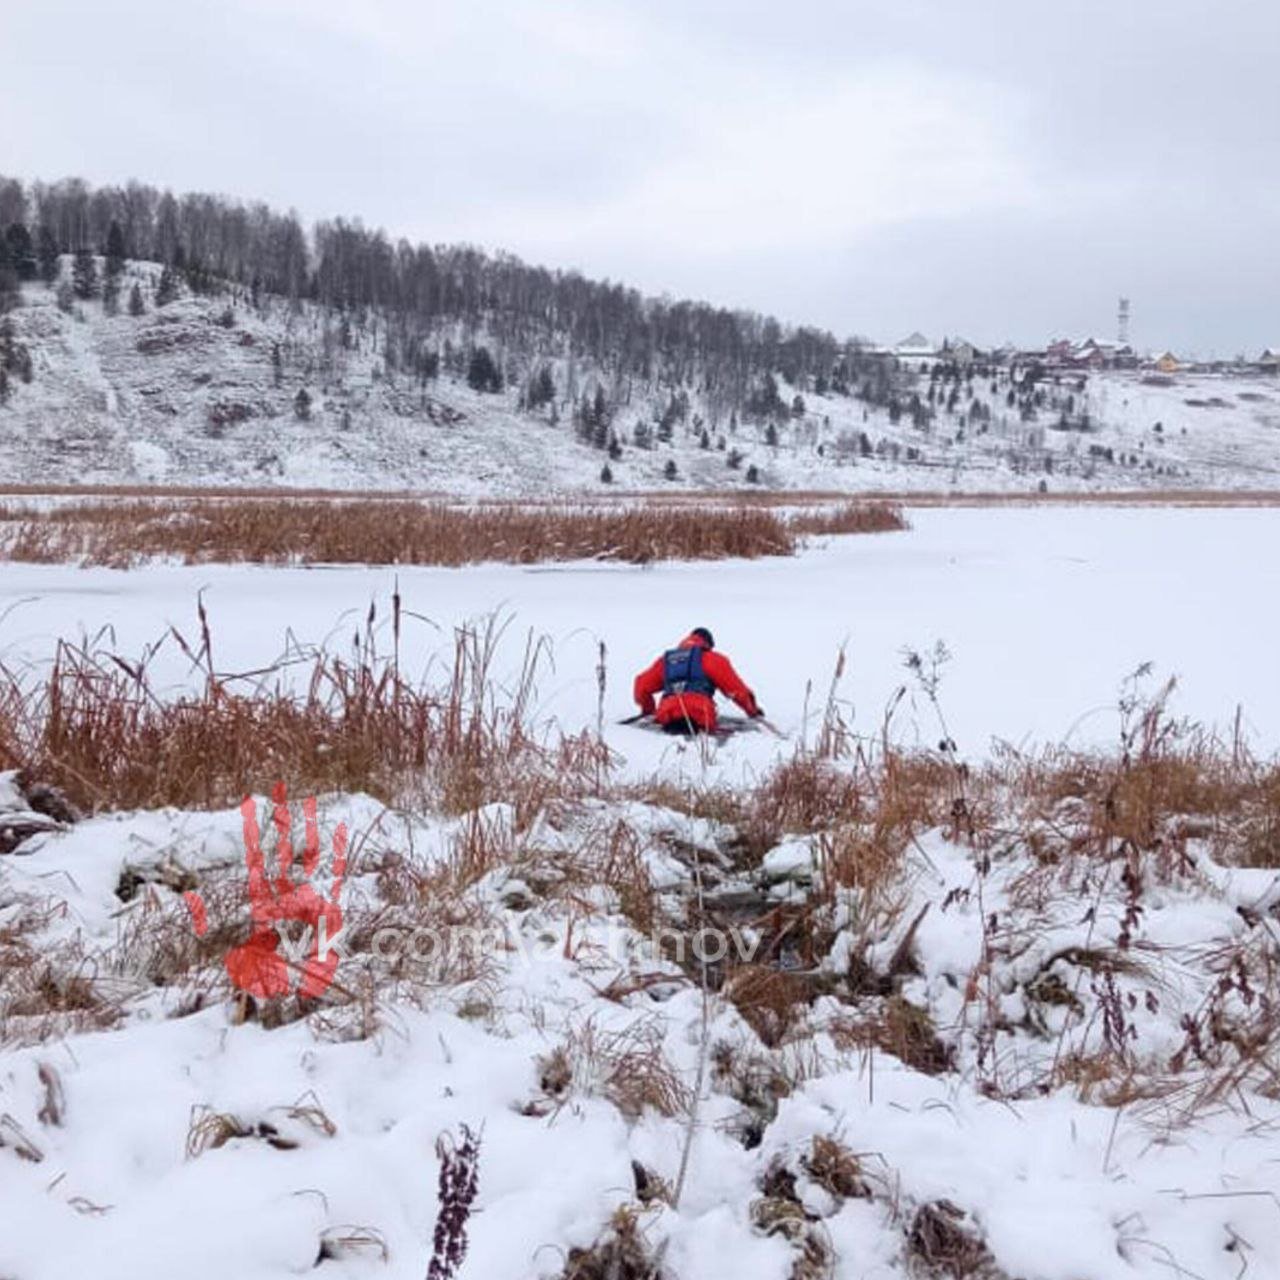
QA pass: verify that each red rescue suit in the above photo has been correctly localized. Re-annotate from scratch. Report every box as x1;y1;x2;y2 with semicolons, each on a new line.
633;632;760;733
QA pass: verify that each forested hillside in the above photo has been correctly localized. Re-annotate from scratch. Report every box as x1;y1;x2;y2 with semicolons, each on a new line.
1;175;1277;493
0;175;873;413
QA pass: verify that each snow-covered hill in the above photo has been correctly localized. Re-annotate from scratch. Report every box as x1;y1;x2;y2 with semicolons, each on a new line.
2;264;1279;494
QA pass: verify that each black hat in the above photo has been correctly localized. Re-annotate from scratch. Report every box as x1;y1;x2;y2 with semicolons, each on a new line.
691;627;715;649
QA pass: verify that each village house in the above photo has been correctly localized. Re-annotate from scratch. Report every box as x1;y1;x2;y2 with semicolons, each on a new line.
939;337;980;366
892;332;937;371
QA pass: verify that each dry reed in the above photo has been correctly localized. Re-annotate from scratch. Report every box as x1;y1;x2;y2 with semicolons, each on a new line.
0;496;905;569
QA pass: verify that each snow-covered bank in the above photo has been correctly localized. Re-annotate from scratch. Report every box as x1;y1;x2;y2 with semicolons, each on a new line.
2;765;1278;1280
1;506;1277;768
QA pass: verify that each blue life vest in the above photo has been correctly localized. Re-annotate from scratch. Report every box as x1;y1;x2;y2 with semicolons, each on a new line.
662;646;715;699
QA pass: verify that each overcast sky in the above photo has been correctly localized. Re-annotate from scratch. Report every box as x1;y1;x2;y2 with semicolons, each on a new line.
3;0;1276;353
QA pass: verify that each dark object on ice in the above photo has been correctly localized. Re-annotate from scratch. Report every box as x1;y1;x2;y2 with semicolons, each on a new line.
622;714;761;744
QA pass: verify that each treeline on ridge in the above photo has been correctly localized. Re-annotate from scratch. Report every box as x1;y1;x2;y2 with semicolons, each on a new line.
0;175;887;417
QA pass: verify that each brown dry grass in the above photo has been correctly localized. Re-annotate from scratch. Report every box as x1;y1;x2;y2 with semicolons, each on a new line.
837;995;956;1077
990;677;1280;874
0;496;905;568
786;500;910;536
725;965;813;1049
802;1135;871;1202
0;612;604;816
907;1200;1003;1280
5;481;1280;508
532;1020;692;1121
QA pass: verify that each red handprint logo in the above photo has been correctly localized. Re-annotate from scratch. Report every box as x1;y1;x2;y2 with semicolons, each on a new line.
186;783;350;999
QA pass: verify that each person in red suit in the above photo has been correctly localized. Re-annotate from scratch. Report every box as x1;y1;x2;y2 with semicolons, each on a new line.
633;627;763;734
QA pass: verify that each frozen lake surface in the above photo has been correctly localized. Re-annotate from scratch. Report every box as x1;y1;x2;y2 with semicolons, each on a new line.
2;505;1276;772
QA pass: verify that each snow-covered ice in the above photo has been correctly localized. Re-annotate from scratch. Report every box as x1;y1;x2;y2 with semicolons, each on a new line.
1;505;1277;762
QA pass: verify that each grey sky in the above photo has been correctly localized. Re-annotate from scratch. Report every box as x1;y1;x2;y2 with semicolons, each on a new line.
3;0;1276;354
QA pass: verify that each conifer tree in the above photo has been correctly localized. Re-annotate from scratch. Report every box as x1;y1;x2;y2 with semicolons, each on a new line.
37;226;59;285
4;224;36;281
0;242;18;313
105;221;126;280
466;346;502;393
72;247;99;300
155;265;179;307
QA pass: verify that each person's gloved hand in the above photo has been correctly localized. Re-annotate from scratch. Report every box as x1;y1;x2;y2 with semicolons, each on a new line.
751;706;765;719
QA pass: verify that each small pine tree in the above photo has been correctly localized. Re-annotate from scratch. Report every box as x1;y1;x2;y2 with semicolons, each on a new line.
699;428;710;449
608;435;623;461
466;346;502;393
600;463;613;484
128;282;145;316
183;253;209;296
55;281;75;313
663;459;678;481
271;342;283;386
0;366;8;405
765;422;779;447
0;250;17;314
71;248;98;300
746;464;760;483
4;224;37;281
102;275;120;316
294;387;312;421
657;405;675;444
574;392;594;444
726;448;742;470
37;227;59;285
791;394;805;418
104;221;126;279
155;265;179;307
